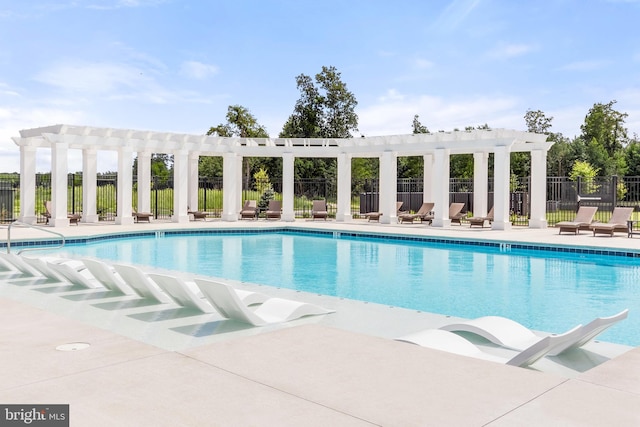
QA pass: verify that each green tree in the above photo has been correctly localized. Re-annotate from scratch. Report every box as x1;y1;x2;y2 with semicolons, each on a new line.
581;100;628;156
396;114;429;178
523;109;571;176
280;66;358;180
412;114;429;134
569;160;599;194
207;105;269;188
624;138;640;176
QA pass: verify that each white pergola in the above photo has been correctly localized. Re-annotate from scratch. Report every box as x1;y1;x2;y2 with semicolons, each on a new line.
13;124;552;229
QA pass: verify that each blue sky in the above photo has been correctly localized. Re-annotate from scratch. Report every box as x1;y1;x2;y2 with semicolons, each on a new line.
1;0;640;172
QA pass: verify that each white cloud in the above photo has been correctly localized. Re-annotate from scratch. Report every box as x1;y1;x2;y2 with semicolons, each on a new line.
433;0;482;32
180;61;219;80
488;43;536;59
0;103;91;173
358;90;521;136
559;60;609;71
34;60;146;95
413;58;434;69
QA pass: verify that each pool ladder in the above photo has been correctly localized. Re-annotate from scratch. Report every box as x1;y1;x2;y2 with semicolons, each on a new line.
5;220;66;254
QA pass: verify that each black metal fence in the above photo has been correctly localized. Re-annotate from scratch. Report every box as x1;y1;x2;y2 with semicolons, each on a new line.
4;173;640;225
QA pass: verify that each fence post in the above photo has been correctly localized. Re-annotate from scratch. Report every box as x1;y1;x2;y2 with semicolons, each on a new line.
612;175;618;208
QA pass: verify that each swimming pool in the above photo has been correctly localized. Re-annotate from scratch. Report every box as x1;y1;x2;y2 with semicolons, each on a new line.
55;230;639;346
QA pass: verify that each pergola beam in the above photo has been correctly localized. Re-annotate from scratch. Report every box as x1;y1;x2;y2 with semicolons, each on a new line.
14;124;553;229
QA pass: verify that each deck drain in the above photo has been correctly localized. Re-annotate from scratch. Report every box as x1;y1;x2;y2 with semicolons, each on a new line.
56;342;91;352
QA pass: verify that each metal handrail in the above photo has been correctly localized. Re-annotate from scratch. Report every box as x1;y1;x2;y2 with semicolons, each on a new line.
6;221;66;254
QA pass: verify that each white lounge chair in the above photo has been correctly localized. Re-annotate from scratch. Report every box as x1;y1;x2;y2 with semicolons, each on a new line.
20;256;70;282
149;275;269;308
46;261;102;289
439;310;628;356
112;263;172;304
79;258;135;295
544;309;629;355
147;273;217;313
0;253;42;276
397;325;584;368
193;278;335;326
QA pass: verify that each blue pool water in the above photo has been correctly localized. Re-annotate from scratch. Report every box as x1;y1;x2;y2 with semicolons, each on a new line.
56;231;640;346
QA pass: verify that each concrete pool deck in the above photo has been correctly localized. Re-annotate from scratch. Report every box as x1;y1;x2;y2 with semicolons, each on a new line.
1;219;640;425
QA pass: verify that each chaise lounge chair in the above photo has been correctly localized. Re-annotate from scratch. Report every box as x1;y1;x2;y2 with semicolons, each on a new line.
556;206;598;234
132;208;153;223
439;309;628;356
46;260;105;289
112;263;172;303
194;279;335;326
20;256;86;284
78;258;136;295
148;273;218;313
265;200;282;220
188;208;209;221
364;201;404;222
311;200;328;220
240;200;258;220
398;202;434;224
467;207;494;228
44;201;81;225
590;207;634;236
449;202;466;225
397;325;584;368
148;274;270;313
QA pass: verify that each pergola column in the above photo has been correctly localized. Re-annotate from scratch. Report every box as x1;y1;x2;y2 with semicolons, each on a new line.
19;145;37;224
336;153;352;222
222;152;239;221
236;155;243;215
50;141;70;227
188;152;200;212
379;150;398;224
423;154;434;203
473;151;489;217
529;149;548;228
172;149;189;223
115;145;134;225
492;145;512;230
431;148;451;228
282;153;295;222
82;148;99;223
137;151;152;214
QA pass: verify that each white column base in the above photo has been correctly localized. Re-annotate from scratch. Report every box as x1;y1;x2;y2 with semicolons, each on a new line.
172;214;190;223
116;216;135;225
18;215;37;225
335;213;352;222
222;213;238;222
491;220;513;230
50;218;70;227
528;219;548;229
82;214;100;223
431;218;452;228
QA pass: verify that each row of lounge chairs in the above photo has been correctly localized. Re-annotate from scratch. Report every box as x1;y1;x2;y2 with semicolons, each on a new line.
240;199;329;220
0;252;335;327
557;206;635;236
397;310;628;368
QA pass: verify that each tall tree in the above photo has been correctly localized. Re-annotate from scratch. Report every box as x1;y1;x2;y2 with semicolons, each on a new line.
206;105;269;187
397;115;429;178
580;100;628;156
412;114;429;134
523;109;571;176
280;66;358;180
